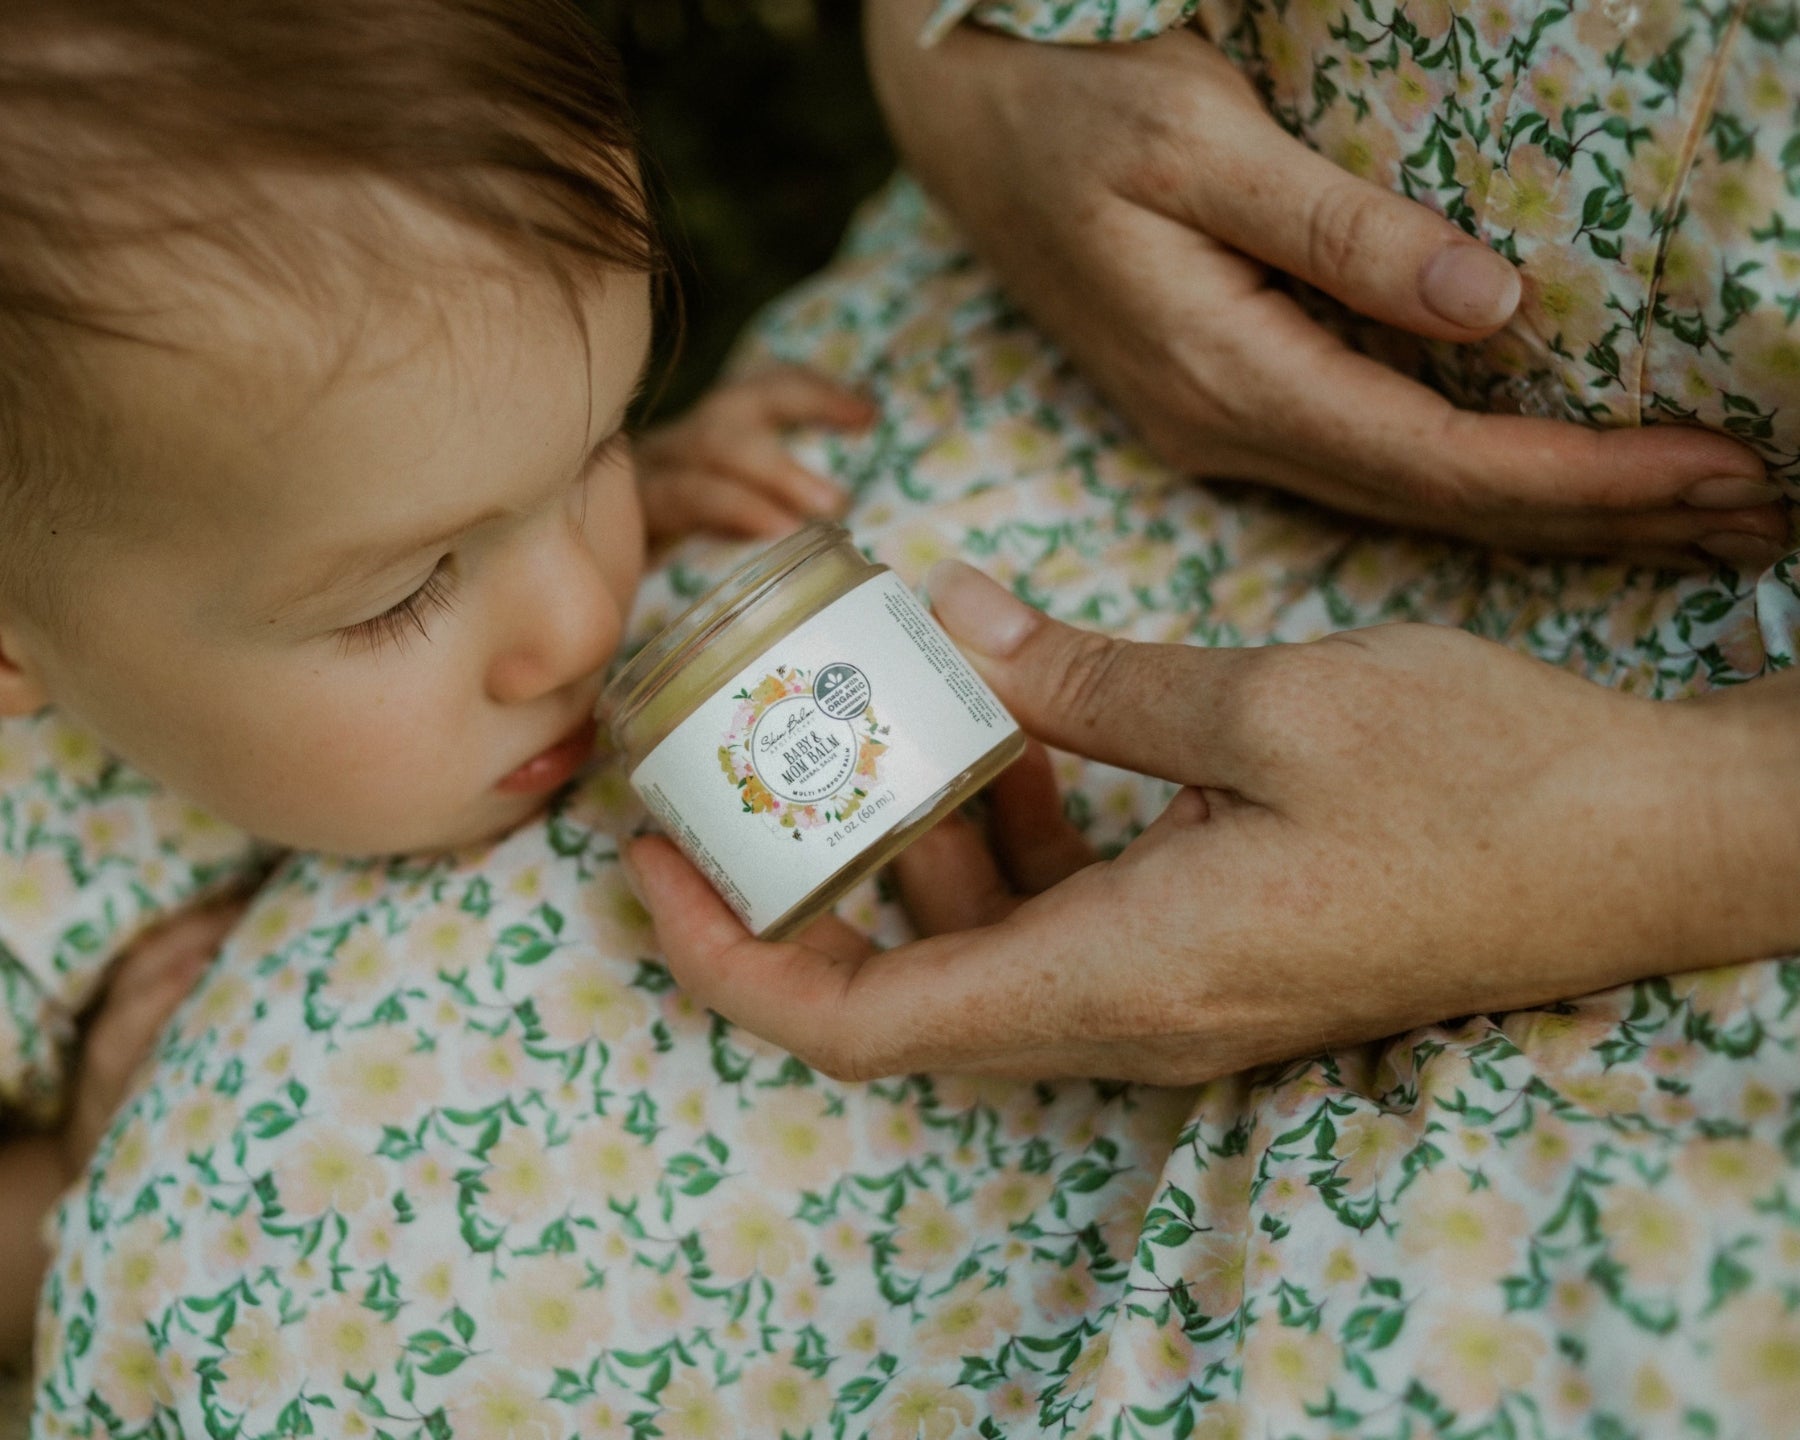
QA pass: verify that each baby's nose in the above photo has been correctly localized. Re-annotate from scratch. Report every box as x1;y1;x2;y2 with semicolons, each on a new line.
484;541;623;707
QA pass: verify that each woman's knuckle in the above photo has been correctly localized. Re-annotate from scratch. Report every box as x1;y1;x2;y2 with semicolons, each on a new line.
1304;185;1388;283
1047;636;1128;734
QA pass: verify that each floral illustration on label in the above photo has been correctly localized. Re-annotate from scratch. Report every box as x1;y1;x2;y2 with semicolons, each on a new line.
718;666;888;835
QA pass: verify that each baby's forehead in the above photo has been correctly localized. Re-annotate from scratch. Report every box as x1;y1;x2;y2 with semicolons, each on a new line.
89;188;610;464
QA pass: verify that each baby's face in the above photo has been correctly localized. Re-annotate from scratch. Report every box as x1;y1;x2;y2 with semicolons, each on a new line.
12;239;652;854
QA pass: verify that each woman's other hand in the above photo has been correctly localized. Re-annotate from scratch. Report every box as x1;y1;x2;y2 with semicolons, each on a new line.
636;366;875;543
865;1;1787;569
628;561;1800;1083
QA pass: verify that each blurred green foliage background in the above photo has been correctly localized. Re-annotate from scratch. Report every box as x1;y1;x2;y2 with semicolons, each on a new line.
583;0;895;419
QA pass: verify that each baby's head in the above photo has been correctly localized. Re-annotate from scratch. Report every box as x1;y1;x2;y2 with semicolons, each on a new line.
0;0;660;855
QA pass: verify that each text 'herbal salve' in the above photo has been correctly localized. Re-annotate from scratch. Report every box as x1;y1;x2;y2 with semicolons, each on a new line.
601;523;1025;938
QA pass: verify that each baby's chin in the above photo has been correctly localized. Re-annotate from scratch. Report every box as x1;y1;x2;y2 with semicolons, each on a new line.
238;787;561;862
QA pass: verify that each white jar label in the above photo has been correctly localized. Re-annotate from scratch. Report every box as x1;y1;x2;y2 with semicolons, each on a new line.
631;571;1019;935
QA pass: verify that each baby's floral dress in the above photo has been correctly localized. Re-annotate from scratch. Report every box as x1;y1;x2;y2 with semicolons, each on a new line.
12;2;1800;1439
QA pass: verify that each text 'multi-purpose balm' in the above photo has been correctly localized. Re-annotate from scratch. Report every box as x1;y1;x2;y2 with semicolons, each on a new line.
602;523;1025;938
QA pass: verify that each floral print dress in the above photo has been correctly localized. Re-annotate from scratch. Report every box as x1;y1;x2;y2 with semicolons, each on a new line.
8;1;1800;1437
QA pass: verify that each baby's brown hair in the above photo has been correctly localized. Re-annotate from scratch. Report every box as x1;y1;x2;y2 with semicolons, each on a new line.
0;0;660;622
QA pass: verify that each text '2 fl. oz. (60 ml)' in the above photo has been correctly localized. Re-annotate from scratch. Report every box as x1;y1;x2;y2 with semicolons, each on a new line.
601;522;1025;938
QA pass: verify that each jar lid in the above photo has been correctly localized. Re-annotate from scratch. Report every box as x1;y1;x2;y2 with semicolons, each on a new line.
600;520;850;730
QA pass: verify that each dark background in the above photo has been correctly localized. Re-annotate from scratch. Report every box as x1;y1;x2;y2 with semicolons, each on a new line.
584;0;895;419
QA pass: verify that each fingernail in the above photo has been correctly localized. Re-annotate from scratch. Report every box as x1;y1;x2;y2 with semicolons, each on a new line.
925;560;1040;658
1419;244;1521;330
1699;533;1785;568
1682;476;1782;510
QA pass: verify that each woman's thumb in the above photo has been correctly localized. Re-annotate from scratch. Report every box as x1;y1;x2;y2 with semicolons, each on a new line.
925;560;1234;786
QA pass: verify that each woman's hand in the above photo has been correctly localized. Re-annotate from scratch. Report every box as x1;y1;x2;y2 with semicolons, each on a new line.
629;561;1800;1083
865;1;1788;569
636;366;874;543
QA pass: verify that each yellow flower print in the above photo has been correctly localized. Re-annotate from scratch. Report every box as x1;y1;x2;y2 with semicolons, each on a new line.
699;1193;806;1282
492;1255;609;1369
891;1191;969;1273
870;1376;976;1440
1386;55;1442;129
1690;151;1784;245
1676;1136;1783;1206
974;1167;1053;1228
743;1086;849;1192
324;1027;442;1128
216;1310;300;1420
1487;146;1571;239
1720;1293;1800;1431
1034;1264;1101;1324
627;1270;692;1332
1242;1322;1340;1421
456;1363;562;1440
1133;1317;1198;1390
538;959;649;1046
567;1116;656;1202
479;1127;564;1227
1524;47;1579;116
1184;1231;1248;1318
103;1217;188;1324
1396;1167;1529;1282
1418;1306;1546;1414
1600;1185;1697;1285
93;1335;171;1428
321;923;401;1007
870;1101;927;1159
273;1128;383;1218
658;1369;730;1440
1733;309;1800;399
1520;248;1612;354
1557;1068;1646;1117
1314;106;1403;188
304;1294;400;1381
741;1358;831;1436
915;1274;1023;1362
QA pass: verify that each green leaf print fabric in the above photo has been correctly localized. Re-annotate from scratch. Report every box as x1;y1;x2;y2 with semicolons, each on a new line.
18;4;1800;1436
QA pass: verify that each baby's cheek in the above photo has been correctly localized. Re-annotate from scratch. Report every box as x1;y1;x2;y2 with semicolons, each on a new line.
209;669;474;851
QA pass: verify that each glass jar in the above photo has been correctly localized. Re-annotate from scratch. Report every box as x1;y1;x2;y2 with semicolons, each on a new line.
602;523;1024;939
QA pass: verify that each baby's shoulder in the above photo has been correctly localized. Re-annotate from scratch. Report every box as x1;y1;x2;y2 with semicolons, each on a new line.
0;710;270;1120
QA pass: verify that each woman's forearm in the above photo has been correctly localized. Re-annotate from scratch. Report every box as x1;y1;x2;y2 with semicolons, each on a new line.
863;0;1004;212
0;1133;69;1369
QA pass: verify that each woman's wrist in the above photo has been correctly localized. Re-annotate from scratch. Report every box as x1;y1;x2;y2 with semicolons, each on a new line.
1667;668;1800;960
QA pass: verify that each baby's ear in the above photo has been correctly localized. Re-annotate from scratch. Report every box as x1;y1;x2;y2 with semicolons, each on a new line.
0;620;52;716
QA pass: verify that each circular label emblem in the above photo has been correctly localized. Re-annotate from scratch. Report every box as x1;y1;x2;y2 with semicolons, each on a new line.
748;697;858;805
813;663;871;721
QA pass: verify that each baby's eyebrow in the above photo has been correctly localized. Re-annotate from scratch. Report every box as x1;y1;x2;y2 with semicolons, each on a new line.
267;405;645;622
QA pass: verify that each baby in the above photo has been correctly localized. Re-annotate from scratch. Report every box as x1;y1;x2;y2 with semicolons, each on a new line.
0;0;873;1370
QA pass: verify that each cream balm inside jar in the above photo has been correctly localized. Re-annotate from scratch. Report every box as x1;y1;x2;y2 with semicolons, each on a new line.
602;523;1025;939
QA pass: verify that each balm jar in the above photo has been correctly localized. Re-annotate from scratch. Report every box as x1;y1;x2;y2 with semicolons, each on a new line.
602;523;1025;939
